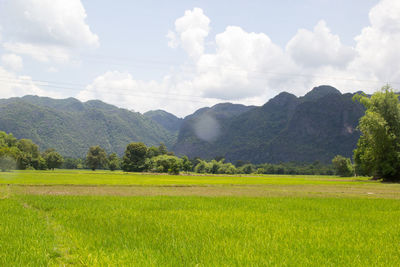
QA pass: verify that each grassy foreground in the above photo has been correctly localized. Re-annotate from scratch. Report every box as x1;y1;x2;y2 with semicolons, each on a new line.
1;170;400;266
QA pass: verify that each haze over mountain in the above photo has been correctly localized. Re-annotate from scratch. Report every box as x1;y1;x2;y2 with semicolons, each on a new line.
0;86;365;163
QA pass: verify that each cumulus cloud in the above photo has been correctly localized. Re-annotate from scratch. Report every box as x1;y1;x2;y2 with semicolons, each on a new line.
1;53;23;71
0;0;99;62
286;20;355;68
193;26;296;100
167;7;210;59
350;0;400;84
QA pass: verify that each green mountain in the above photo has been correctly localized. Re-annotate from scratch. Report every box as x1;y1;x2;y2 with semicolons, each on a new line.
0;96;176;157
0;85;366;163
144;110;183;134
174;86;365;163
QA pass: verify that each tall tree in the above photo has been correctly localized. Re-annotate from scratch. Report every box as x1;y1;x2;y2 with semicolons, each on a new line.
44;150;64;170
86;146;107;171
122;142;148;172
16;139;41;170
353;85;400;181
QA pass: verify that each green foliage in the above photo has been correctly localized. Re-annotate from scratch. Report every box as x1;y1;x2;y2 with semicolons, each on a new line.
353;85;400;181
144;155;182;175
62;158;84;169
332;155;354;177
239;164;254;174
86;146;107;171
16;139;41;170
0;96;177;158
122;142;148;172
158;143;168;155
43;150;64;170
181;156;193;172
108;153;120;171
257;162;334;175
0;131;17;147
194;159;239;174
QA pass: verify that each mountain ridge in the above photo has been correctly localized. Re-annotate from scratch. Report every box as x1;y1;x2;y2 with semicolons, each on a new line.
0;85;365;163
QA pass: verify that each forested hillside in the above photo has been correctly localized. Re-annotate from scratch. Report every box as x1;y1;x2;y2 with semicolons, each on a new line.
174;86;365;163
0;96;176;157
0;86;366;163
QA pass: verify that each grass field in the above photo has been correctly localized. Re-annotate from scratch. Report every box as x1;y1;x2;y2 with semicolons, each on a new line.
1;170;400;266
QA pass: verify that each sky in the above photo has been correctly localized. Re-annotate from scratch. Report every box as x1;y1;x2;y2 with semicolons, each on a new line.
1;0;400;117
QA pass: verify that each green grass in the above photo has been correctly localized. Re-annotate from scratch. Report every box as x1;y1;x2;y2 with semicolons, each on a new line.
0;169;372;186
1;170;400;266
1;195;399;266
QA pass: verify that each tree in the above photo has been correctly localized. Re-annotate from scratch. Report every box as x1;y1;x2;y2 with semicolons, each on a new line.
353;86;400;181
16;139;40;170
86;146;107;171
158;143;169;155
44;150;64;170
332;155;354;177
181;156;193;172
121;142;148;172
0;131;17;147
108;153;120;171
147;154;182;174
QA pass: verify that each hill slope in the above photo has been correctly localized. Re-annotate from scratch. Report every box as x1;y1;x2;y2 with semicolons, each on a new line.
174;86;365;163
0;96;176;157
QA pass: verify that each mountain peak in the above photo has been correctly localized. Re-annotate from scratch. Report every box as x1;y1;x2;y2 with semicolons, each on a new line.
303;85;341;101
265;91;297;107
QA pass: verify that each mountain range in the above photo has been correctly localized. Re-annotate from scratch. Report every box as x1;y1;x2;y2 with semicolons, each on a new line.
0;85;365;163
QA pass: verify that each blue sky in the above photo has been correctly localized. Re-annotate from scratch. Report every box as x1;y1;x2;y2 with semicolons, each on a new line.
1;0;400;117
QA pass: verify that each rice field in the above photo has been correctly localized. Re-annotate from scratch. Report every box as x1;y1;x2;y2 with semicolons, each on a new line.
1;170;400;266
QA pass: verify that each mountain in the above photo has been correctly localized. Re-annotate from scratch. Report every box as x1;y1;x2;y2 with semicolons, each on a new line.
174;86;365;163
0;85;366;163
144;110;183;134
173;103;256;159
0;96;176;157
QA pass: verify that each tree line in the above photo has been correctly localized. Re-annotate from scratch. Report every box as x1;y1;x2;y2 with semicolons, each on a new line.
0;132;63;171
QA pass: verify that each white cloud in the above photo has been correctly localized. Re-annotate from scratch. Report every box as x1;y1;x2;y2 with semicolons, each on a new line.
0;0;98;62
167;7;210;59
75;1;400;117
286;20;355;68
193;26;296;100
3;42;70;63
0;67;49;98
77;71;219;117
350;0;400;84
1;53;23;71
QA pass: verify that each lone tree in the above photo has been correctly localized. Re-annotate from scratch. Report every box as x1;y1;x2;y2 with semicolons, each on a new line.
353;85;400;181
122;142;148;172
332;155;354;177
86;146;107;171
43;150;64;170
